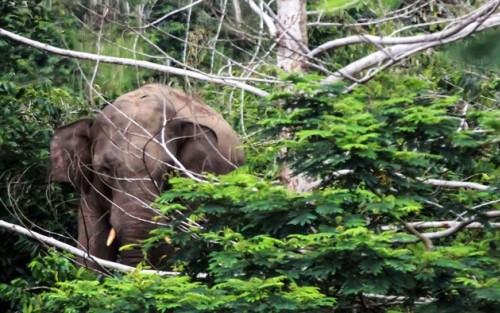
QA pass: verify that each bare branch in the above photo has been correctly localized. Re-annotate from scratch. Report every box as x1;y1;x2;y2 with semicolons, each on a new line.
88;7;108;101
232;0;243;26
418;178;492;191
398;218;434;250
392;172;493;191
0;28;268;97
322;12;500;83
139;0;204;29
304;169;492;197
472;199;500;210
244;0;278;37
362;293;435;305
308;1;433;28
182;0;194;88
424;210;500;239
389;211;500;244
382;220;500;231
339;170;492;191
210;0;229;73
310;1;500;57
0;219;188;276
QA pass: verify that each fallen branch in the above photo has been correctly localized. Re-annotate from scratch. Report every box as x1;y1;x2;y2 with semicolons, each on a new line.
0;28;268;97
0;219;205;277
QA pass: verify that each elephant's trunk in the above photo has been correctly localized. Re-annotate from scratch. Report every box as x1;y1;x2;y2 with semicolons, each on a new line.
108;180;173;267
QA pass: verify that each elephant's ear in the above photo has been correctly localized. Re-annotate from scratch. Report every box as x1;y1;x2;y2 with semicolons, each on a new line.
49;119;93;187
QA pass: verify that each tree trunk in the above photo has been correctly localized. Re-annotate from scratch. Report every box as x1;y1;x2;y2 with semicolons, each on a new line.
276;0;308;72
276;0;318;192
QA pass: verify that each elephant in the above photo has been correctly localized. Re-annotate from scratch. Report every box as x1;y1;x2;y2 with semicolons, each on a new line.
49;84;245;268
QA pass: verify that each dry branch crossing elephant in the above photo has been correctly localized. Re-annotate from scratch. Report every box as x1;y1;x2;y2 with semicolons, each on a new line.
49;84;245;268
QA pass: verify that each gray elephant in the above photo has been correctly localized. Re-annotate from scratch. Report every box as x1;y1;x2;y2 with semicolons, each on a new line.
49;84;245;268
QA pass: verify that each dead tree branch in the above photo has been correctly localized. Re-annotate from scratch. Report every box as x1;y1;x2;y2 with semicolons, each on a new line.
398;218;434;250
0;28;268;97
310;1;500;56
0;219;207;277
321;5;500;83
0;219;171;275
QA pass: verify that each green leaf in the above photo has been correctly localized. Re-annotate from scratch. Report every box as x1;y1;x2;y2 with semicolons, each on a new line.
474;285;500;301
288;212;317;226
430;259;464;270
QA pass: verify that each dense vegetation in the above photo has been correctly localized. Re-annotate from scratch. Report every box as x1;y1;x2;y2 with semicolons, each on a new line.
0;1;498;312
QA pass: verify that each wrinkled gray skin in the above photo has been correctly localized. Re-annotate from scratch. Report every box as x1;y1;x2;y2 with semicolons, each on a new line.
49;84;244;268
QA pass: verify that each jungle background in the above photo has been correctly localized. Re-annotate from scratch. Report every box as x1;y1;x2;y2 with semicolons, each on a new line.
0;0;499;312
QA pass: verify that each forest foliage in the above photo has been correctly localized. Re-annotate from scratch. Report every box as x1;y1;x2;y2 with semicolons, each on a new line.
0;1;499;312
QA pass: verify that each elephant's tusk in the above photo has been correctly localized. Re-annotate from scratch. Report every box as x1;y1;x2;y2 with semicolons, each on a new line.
106;228;116;246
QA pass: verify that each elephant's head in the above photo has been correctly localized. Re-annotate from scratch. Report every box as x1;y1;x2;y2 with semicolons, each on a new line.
49;84;244;268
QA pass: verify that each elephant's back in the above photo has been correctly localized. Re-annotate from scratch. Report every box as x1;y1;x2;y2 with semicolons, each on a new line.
101;84;168;131
98;84;244;165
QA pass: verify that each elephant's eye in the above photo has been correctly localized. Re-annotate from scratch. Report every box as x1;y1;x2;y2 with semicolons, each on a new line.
93;162;114;183
99;166;111;176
